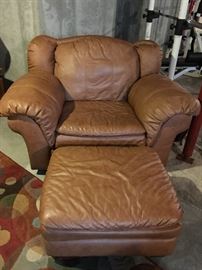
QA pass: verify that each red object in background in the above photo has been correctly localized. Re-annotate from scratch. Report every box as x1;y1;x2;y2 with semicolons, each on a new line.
177;84;202;163
188;0;196;14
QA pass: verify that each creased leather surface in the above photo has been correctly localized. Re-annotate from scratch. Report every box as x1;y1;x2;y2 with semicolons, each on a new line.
40;146;182;233
134;40;162;77
57;101;145;137
54;36;139;100
56;134;145;147
28;35;57;73
128;74;201;145
0;70;65;146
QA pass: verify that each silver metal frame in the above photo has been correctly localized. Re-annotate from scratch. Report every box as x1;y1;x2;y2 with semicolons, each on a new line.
145;0;155;40
145;0;202;80
168;0;190;80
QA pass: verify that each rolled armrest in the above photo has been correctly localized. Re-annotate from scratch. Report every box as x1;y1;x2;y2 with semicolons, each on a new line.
133;40;162;77
128;74;200;145
0;70;65;146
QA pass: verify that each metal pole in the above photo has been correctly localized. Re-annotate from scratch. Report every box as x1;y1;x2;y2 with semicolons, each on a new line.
145;0;155;40
168;0;189;80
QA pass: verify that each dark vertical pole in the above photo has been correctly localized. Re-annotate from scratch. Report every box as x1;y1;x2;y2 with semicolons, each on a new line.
0;68;5;98
115;0;144;42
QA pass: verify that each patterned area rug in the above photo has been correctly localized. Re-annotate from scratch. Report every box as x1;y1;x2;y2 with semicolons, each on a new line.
0;151;134;270
0;151;44;269
0;150;202;270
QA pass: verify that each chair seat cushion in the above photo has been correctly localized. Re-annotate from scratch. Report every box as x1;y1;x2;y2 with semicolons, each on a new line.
40;146;182;257
56;101;145;146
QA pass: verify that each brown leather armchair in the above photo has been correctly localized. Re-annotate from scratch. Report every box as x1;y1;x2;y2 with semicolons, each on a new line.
0;35;200;170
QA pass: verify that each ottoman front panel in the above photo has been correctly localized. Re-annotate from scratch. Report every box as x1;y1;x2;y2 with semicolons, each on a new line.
40;146;182;256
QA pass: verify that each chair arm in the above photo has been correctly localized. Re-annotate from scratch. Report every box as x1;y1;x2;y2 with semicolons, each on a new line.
128;74;200;146
133;40;162;77
0;70;65;146
8;115;51;170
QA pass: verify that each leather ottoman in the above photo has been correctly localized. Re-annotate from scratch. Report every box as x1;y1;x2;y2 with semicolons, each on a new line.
40;146;182;257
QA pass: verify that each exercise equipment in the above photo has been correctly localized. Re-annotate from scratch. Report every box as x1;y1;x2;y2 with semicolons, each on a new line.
168;0;190;79
143;0;202;80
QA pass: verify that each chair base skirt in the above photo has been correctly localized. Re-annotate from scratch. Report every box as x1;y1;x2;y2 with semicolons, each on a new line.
43;236;178;257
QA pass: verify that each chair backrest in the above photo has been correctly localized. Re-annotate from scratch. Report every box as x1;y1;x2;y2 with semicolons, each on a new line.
28;35;140;101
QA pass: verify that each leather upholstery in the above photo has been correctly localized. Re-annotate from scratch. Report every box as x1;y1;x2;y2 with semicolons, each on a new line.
152;114;192;165
54;36;139;100
28;35;57;73
8;115;51;170
56;134;145;147
0;35;200;169
128;74;201;146
134;40;162;77
0;70;65;146
40;146;182;257
57;101;145;137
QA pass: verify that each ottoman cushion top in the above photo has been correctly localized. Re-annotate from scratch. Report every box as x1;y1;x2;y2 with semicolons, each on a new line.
40;146;182;233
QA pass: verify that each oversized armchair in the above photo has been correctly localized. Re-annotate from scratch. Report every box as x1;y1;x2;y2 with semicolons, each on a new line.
0;35;200;171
